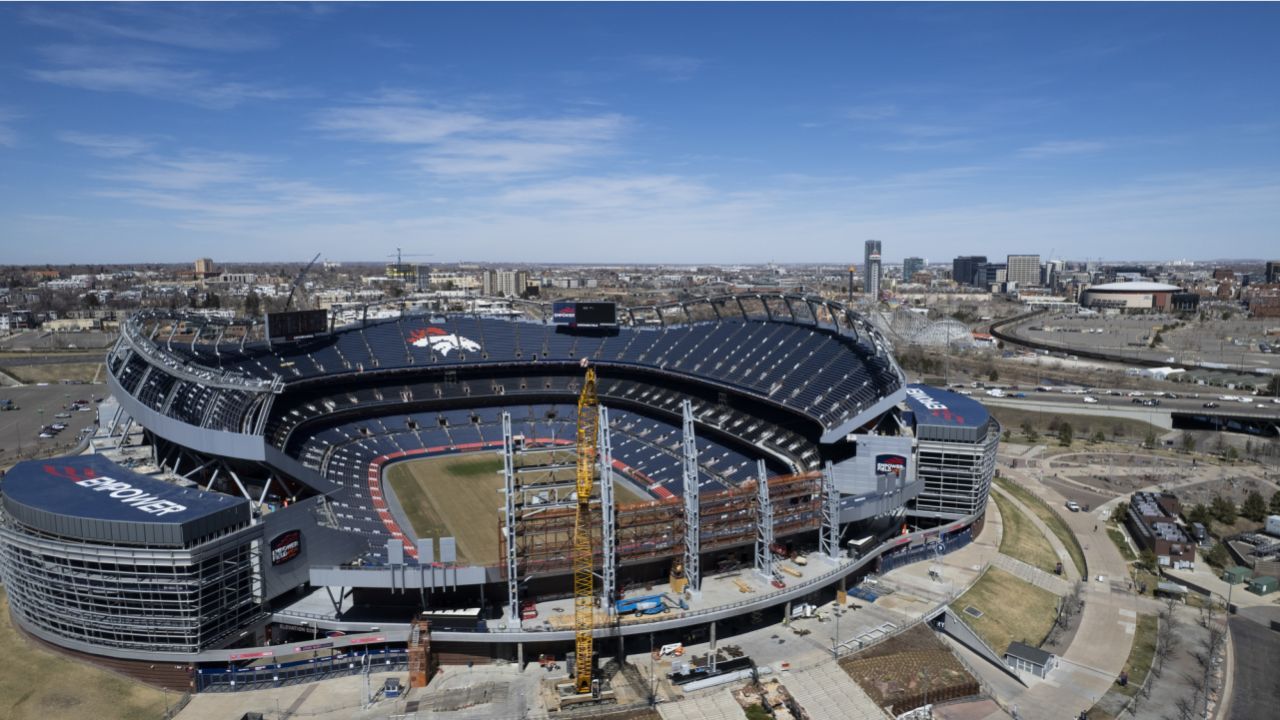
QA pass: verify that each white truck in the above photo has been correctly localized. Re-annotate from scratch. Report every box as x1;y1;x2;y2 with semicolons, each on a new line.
1266;515;1280;538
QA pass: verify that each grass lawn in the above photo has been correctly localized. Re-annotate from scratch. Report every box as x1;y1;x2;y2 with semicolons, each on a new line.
1118;613;1157;696
987;406;1164;447
0;589;168;720
1107;527;1137;562
995;476;1088;579
0;362;104;384
952;567;1059;655
993;492;1059;574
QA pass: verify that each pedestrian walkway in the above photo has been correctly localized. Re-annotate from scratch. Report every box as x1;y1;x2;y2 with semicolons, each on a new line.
658;689;745;720
990;553;1071;597
781;662;889;720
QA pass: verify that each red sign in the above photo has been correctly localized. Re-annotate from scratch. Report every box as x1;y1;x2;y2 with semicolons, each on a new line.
229;650;274;660
348;635;387;645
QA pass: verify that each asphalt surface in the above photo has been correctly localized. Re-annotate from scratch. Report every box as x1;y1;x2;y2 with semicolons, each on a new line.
1227;609;1280;720
0;383;105;468
975;388;1280;418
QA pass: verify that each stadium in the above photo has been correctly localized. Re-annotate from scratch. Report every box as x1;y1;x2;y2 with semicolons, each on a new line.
0;293;998;691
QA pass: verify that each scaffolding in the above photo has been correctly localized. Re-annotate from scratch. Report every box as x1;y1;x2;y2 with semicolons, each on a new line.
754;459;774;581
599;406;617;616
681;399;701;593
820;461;841;560
502;412;519;624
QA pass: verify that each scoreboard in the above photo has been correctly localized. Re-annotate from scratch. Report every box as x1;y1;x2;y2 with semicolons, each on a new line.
552;301;617;328
265;309;328;339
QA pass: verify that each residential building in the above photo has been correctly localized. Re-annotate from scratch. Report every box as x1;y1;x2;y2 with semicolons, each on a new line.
483;270;530;298
194;258;217;279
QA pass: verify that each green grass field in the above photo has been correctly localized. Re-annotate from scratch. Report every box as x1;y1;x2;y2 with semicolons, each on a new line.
993;492;1059;574
988;406;1163;446
1118;613;1157;696
953;566;1059;655
996;477;1088;579
0;589;168;720
1107;527;1137;562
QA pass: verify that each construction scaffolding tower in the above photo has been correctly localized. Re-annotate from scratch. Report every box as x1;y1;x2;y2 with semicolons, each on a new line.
599;406;617;617
502;412;520;624
681;399;701;593
820;461;841;561
572;368;600;695
753;459;774;581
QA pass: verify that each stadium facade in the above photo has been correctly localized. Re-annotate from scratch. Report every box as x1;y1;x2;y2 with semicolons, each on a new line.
1079;281;1183;312
0;294;999;686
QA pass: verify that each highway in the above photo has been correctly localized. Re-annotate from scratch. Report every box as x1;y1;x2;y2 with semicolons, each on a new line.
964;386;1280;432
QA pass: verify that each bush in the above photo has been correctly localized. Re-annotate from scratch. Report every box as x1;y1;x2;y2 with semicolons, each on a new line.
1057;422;1074;447
744;704;771;720
1210;495;1237;525
1271;490;1280;515
1205;543;1230;570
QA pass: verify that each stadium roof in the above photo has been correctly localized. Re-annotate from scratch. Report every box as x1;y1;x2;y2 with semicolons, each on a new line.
904;384;990;428
1;455;249;546
1087;281;1182;292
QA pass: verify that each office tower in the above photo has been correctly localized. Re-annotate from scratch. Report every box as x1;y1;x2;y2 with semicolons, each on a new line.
864;240;882;299
1266;261;1280;284
952;256;986;287
903;257;926;280
1006;254;1041;287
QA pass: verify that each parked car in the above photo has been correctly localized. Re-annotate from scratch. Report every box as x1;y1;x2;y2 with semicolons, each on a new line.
1066;500;1081;512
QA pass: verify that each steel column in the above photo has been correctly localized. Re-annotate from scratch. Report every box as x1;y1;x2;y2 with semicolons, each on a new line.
502;412;520;625
821;461;841;561
681;399;701;593
754;459;774;581
599;406;616;615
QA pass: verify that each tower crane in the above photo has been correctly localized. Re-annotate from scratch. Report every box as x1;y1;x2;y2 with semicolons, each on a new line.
283;252;322;311
572;366;600;695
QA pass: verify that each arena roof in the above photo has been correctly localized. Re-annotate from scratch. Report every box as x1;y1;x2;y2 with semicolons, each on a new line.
1;455;250;546
904;385;989;428
1086;281;1181;292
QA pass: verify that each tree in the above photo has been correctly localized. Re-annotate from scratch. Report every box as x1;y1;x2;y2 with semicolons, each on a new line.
1002;429;1012;442
1266;375;1280;396
1270;490;1280;515
1225;446;1239;463
1241;491;1267;522
1205;542;1230;569
1186;503;1213;534
1020;421;1038;441
1090;430;1105;445
243;289;261;318
1140;549;1159;574
1181;433;1197;454
1143;428;1157;449
988;368;999;382
1057;422;1074;447
1209;495;1237;525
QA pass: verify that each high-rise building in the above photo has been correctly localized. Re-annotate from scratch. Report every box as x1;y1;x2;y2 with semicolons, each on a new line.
1265;261;1280;284
194;258;216;279
903;257;926;281
952;256;986;287
1006;254;1041;288
864;240;882;299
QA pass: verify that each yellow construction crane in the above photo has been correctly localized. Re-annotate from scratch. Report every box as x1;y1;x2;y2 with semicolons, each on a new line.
572;366;600;695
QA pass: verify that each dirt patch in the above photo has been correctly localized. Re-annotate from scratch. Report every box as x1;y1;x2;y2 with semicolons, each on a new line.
0;590;167;720
839;624;980;715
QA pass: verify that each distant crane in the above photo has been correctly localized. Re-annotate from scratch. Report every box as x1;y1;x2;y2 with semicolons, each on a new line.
387;248;434;266
283;252;322;311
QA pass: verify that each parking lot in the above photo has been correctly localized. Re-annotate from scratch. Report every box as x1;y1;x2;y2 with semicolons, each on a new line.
0;383;105;468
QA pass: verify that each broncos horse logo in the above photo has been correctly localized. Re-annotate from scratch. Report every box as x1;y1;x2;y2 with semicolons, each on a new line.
407;327;482;356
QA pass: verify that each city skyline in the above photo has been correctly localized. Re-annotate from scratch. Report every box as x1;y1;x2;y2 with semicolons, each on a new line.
1;3;1278;263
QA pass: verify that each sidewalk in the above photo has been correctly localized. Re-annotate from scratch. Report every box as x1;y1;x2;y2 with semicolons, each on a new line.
992;484;1082;583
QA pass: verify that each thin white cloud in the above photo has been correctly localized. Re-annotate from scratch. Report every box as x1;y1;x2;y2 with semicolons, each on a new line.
498;175;712;209
1018;140;1107;158
627;54;705;80
59;131;153;158
0;109;18;148
23;5;277;52
315;103;627;178
845;103;899;121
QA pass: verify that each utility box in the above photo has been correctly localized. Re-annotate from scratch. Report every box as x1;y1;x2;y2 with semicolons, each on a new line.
1247;576;1278;596
1222;566;1252;585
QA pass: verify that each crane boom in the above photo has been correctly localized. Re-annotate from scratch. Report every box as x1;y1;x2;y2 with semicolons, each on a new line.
572;367;600;694
283;252;322;311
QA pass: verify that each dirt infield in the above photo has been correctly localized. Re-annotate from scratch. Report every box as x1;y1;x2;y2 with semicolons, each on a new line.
387;454;505;565
0;590;168;720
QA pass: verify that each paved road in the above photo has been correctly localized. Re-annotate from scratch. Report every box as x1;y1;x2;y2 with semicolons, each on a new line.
992;484;1082;583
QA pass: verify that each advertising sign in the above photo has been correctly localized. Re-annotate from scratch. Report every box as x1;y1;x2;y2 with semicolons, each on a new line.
270;530;302;566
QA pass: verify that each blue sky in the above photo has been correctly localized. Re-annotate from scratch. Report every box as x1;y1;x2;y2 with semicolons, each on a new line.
1;2;1278;264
